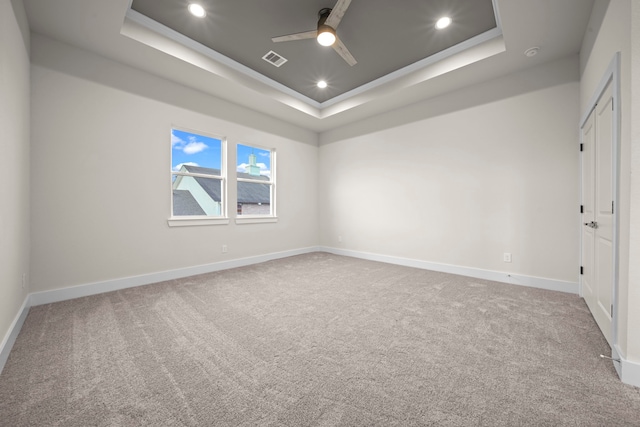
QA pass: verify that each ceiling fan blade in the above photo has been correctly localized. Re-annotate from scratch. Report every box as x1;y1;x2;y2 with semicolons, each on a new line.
325;0;352;29
332;36;357;66
272;30;317;43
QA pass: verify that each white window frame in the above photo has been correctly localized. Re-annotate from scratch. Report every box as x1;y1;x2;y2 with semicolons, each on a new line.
168;127;229;227
235;143;277;225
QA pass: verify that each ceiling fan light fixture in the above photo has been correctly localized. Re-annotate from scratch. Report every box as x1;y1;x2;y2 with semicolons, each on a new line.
188;3;206;18
317;25;336;46
271;2;357;66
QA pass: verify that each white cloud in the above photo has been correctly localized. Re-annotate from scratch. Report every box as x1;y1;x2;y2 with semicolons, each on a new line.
172;132;208;155
171;133;185;147
173;162;199;171
183;141;208;154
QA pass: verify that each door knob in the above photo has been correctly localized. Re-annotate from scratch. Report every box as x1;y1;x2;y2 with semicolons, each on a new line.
584;221;598;229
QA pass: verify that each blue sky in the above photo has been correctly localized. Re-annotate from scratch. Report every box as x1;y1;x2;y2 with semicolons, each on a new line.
171;129;221;170
172;129;271;176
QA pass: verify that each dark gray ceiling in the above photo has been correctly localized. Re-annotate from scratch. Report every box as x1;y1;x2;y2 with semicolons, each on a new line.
130;0;497;103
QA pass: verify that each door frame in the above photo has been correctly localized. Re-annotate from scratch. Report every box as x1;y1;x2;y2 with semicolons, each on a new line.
579;52;621;353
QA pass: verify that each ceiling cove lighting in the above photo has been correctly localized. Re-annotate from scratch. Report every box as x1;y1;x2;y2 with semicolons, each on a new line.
317;80;328;89
435;16;452;29
188;3;206;18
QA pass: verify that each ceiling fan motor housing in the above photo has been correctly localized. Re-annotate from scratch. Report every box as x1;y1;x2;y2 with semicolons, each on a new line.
318;7;332;22
318;8;334;30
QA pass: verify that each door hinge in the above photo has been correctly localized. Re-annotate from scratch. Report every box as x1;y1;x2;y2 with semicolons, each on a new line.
580;143;584;152
612;201;614;214
580;205;584;214
580;266;584;275
611;304;613;317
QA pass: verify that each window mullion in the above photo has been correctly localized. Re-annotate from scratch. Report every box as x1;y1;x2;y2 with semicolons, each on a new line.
173;172;222;180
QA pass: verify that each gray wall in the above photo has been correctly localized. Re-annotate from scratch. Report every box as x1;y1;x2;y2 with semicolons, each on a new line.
27;35;583;295
0;0;31;355
319;57;580;284
29;36;319;293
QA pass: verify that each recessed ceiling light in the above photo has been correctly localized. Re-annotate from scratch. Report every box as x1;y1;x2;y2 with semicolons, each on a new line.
188;3;206;18
435;16;452;29
317;80;328;89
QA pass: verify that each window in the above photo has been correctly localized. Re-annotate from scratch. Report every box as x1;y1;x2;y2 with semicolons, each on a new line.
236;144;275;219
170;128;227;225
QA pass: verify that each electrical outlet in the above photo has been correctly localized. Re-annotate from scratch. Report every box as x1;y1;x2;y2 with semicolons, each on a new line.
222;245;228;253
503;253;512;263
338;235;342;243
21;273;27;289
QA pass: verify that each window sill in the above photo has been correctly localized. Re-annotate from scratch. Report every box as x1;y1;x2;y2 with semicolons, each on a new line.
235;216;278;225
168;217;230;227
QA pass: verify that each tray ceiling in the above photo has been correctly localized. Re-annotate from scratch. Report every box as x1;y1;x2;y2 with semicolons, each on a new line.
129;0;498;104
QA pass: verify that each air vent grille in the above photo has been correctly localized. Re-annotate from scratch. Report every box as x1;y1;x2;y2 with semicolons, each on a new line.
262;51;287;67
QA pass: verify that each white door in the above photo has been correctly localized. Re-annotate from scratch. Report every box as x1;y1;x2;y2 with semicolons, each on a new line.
581;81;614;345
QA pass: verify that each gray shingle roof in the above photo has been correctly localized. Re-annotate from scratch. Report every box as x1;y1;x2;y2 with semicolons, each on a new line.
181;165;222;203
183;165;221;176
182;165;270;204
237;172;270;204
172;189;206;216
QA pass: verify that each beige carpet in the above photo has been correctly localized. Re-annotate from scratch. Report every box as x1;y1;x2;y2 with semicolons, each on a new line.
1;252;639;426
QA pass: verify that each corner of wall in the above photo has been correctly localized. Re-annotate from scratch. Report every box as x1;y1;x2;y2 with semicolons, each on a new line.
0;296;30;374
0;0;31;376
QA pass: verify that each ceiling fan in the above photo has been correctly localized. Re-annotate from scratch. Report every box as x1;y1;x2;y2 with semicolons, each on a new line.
271;0;357;66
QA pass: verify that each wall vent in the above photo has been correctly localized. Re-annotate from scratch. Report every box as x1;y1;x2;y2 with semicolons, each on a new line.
262;51;287;67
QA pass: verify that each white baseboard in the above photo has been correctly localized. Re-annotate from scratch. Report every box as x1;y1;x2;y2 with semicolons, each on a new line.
320;246;579;294
30;246;321;306
0;295;31;373
613;345;640;388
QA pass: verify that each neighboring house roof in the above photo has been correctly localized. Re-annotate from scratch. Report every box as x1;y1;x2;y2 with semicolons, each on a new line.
182;165;221;176
172;189;206;215
237;171;270;204
181;165;222;202
180;165;270;204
